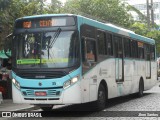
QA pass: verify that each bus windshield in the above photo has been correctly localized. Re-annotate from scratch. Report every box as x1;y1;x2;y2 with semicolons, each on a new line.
14;30;79;69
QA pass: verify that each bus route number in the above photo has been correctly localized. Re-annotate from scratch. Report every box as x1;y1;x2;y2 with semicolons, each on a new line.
52;82;56;85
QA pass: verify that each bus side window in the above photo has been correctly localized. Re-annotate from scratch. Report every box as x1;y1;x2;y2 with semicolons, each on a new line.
131;40;138;58
145;44;150;60
138;42;144;59
113;35;122;58
124;38;131;58
106;33;113;56
97;30;106;55
151;45;155;60
82;38;96;72
86;40;96;62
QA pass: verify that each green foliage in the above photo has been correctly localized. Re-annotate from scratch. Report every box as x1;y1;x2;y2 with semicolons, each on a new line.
146;30;160;54
63;0;134;28
46;0;62;14
0;0;160;54
130;22;149;35
0;0;47;49
130;22;160;54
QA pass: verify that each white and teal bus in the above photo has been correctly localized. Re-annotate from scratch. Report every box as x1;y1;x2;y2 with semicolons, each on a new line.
11;14;157;111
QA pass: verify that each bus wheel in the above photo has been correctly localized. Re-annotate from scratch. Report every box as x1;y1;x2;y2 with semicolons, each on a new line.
138;79;144;97
94;84;106;111
40;105;54;111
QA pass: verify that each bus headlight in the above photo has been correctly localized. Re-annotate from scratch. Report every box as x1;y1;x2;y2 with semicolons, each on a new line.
12;78;20;90
63;76;79;89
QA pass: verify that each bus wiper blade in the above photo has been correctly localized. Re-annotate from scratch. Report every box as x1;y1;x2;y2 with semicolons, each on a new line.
48;28;61;48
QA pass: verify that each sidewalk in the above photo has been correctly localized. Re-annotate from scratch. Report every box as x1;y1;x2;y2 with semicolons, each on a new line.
0;99;37;111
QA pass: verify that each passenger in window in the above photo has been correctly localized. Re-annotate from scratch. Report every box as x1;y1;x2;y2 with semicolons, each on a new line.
86;41;95;62
87;50;95;61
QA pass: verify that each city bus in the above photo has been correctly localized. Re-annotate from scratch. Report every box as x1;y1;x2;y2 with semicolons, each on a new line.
10;14;157;111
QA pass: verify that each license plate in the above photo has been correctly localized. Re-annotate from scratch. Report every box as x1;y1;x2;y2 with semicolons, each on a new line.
35;91;47;96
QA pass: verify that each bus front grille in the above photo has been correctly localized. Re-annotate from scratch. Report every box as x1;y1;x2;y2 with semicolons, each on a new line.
24;98;59;100
16;70;66;79
21;89;61;97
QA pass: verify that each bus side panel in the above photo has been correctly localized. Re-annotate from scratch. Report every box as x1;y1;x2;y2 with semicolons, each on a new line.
63;81;82;104
150;62;157;88
136;60;146;92
123;59;132;95
146;62;157;90
12;84;24;103
81;67;98;103
96;58;118;99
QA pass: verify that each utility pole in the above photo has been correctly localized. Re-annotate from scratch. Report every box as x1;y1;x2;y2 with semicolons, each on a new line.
146;0;154;30
147;0;150;30
151;0;154;28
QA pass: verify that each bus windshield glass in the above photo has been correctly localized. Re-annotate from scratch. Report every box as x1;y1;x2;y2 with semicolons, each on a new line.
14;30;79;69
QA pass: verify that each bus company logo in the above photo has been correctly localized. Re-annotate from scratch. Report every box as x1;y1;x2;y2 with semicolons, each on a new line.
99;68;108;76
52;82;56;85
2;112;11;117
38;82;42;86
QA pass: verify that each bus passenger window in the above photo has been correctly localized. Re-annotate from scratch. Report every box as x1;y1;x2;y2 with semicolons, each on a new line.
145;44;150;60
86;40;96;62
138;42;144;59
124;38;131;58
97;31;106;55
82;39;96;73
151;45;155;60
131;40;138;58
106;33;113;56
113;36;122;58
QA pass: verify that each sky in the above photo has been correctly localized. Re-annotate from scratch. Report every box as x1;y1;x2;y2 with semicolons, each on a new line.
127;0;160;5
46;0;66;4
127;0;146;5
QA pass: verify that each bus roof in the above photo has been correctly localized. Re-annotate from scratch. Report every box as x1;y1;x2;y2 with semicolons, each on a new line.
76;15;155;44
16;14;75;20
16;14;155;44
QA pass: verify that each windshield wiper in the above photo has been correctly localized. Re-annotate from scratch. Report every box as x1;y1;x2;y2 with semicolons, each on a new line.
48;28;61;48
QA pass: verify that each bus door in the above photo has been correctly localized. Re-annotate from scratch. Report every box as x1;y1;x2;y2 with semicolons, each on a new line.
82;37;97;102
114;36;124;82
145;45;151;79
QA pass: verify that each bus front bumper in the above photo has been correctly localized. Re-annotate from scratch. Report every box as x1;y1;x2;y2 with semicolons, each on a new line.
12;82;82;105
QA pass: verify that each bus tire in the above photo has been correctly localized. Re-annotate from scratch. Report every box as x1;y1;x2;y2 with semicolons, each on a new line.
40;105;54;111
93;84;106;111
138;79;144;97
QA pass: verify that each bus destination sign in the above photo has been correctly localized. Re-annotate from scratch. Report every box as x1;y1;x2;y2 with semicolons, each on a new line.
16;16;75;29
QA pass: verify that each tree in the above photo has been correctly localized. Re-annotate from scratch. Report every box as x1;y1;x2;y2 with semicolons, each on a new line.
130;22;149;35
0;0;46;50
0;0;10;10
130;22;160;54
146;30;160;54
46;0;62;14
63;0;134;28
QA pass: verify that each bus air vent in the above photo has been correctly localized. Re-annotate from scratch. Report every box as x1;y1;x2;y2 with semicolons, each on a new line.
16;70;66;79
